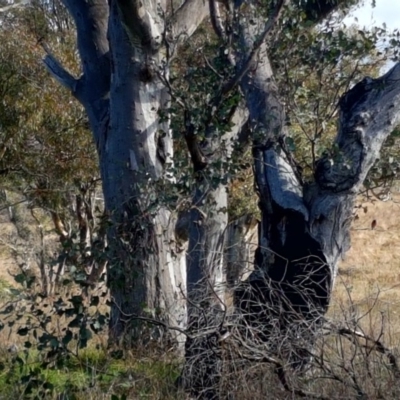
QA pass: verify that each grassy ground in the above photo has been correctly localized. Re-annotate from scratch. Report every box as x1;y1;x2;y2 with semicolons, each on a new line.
1;194;400;398
333;194;400;344
0;347;181;399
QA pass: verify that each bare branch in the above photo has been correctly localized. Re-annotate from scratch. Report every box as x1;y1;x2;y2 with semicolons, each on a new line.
169;0;208;45
232;330;330;400
43;51;78;95
221;0;288;96
60;0;110;113
209;0;226;40
62;0;109;70
0;0;30;13
315;63;400;193
111;296;233;340
324;321;400;377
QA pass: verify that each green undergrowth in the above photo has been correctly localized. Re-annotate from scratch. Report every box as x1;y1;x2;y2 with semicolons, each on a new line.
0;346;181;399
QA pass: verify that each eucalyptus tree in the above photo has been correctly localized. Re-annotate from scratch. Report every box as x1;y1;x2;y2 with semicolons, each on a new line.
40;0;400;395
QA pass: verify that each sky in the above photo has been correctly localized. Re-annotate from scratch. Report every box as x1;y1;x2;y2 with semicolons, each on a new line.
343;0;400;72
345;0;400;30
0;1;397;30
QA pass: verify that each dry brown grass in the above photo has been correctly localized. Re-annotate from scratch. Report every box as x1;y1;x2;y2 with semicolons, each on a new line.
0;220;20;283
2;193;400;398
332;193;400;344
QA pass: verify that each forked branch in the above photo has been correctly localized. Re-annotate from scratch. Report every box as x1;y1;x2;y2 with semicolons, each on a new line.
209;0;226;40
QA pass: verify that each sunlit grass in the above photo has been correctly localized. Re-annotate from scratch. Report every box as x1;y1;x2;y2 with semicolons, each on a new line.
0;347;181;399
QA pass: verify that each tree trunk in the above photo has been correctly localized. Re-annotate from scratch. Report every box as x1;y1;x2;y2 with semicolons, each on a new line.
44;0;400;395
181;183;228;398
235;48;400;367
98;2;187;345
45;0;210;347
180;101;248;397
226;214;258;288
